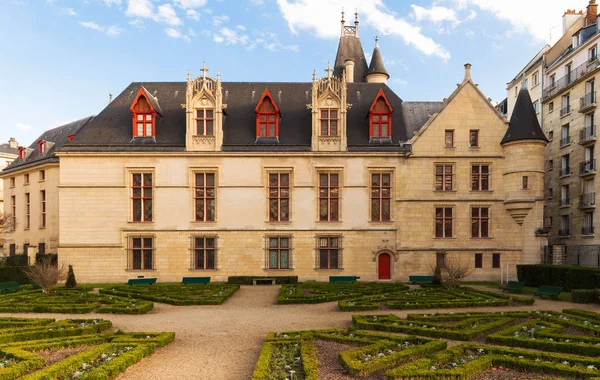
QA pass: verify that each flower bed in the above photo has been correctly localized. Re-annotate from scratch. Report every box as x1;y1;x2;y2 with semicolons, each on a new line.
100;283;239;305
252;341;318;380
277;282;409;305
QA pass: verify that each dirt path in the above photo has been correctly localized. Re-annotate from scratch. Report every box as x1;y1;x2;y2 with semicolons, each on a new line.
0;285;599;380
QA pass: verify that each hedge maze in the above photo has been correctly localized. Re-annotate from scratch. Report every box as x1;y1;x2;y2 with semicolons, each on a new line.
253;309;600;379
100;283;240;305
0;316;174;379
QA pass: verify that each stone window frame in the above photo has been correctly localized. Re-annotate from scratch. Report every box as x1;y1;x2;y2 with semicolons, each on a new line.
314;235;343;270
126;234;156;271
189;235;219;270
369;170;394;223
264;234;293;270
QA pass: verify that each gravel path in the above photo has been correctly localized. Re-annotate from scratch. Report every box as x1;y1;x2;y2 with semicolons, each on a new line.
0;285;599;379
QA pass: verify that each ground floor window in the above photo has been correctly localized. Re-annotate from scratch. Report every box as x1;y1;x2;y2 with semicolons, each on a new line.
267;236;290;269
38;243;45;255
474;253;483;268
192;237;216;269
436;252;446;268
128;236;154;270
9;244;16;256
317;236;340;269
492;253;500;269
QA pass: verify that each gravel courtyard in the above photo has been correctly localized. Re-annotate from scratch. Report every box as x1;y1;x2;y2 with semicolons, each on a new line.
1;285;599;379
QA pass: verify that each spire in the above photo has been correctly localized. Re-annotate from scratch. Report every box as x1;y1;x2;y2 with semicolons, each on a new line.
365;35;389;83
201;60;209;78
333;8;368;82
501;75;548;145
340;8;345;36
354;8;359;37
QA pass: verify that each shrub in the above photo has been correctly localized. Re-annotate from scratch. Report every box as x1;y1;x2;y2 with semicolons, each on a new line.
517;264;600;291
0;267;30;285
228;276;298;285
65;265;77;289
6;254;28;267
572;289;600;304
35;253;57;266
24;259;66;295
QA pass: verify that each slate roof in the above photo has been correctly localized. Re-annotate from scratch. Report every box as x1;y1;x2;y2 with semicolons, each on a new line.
366;44;389;78
402;102;445;138
0;143;18;156
333;36;369;82
501;83;547;145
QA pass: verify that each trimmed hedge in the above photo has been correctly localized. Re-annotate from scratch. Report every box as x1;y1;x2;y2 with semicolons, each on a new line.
251;340;318;380
229;276;298;285
572;289;600;304
517;264;600;291
35;253;57;266
0;266;30;285
100;283;239;306
6;255;28;267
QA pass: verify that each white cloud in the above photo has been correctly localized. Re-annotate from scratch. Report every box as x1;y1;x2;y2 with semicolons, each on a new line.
165;27;195;43
60;7;76;16
246;30;299;52
125;0;153;18
172;0;207;8
79;21;123;37
236;25;247;31
187;9;200;20
106;25;124;37
15;123;32;131
79;21;103;32
213;27;249;45
212;15;229;27
103;0;122;6
250;0;264;4
156;4;182;25
411;5;458;23
275;0;450;61
129;19;144;28
166;28;183;38
392;78;408;85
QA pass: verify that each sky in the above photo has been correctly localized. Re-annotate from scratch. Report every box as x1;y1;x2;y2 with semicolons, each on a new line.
0;0;590;146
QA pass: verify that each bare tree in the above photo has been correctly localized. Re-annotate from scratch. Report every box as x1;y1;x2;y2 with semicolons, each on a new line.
438;257;474;290
0;213;14;245
25;257;66;295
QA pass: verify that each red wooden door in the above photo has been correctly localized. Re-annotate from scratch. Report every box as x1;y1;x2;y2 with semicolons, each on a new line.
378;253;391;279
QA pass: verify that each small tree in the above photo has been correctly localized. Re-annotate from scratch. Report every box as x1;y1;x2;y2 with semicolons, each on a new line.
25;257;66;295
438;257;474;291
65;265;77;288
0;213;15;245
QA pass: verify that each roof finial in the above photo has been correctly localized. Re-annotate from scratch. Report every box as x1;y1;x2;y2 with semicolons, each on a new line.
325;60;333;78
187;69;192;82
341;7;345;23
312;69;317;81
354;8;359;24
201;60;209;79
109;93;113;103
375;34;379;48
521;73;527;89
217;70;221;82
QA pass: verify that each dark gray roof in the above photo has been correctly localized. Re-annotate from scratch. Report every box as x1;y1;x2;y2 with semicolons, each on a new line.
402;101;445;138
0;143;18;156
3;116;94;173
366;45;388;78
501;85;547;145
333;37;369;82
141;86;164;115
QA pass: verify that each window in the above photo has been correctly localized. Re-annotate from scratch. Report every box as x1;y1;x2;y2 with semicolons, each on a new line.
561;94;570;115
23;244;29;255
475;253;483;268
435;164;454;191
38;140;46;154
369;89;393;138
522;176;528;190
548;187;553;198
548;159;554;170
566;63;573;83
9;244;15;256
128;236;154;270
550;74;556;87
320;109;338;136
38;243;45;255
195;109;214;136
471;165;490;191
318;236;340;269
548;130;553;141
268;236;290;269
583;212;594;235
492;253;500;269
471;207;489;238
435;207;453;238
590;45;598;62
533;100;539;114
318;173;339;221
436;252;446;268
256;89;279;138
371;173;391;221
561;154;570;176
11;196;15;230
549;102;554;112
18;147;25;160
560;215;570;236
130;89;158;138
469;130;479;147
24;193;30;229
445;130;454;147
39;170;45;181
194;173;215;222
132;173;153;222
268;173;290;222
192;237;216;269
40;190;46;228
24;174;29;185
533;71;539;86
560;185;569;206
135;114;153;137
9;177;14;187
561;124;570;146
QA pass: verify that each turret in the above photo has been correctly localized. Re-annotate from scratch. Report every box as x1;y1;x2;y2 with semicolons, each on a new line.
365;36;389;84
333;9;368;82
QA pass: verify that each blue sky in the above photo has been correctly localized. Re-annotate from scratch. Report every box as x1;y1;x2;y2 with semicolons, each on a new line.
0;0;588;146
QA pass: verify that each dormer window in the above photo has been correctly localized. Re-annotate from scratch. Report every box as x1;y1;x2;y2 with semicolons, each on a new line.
320;109;338;136
369;89;393;139
38;140;46;154
255;89;280;139
135;113;153;137
130;87;161;138
196;109;214;136
18;146;25;160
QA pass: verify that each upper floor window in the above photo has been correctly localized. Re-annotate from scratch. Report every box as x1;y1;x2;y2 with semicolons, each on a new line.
549;102;554;112
18;147;25;160
11;196;16;230
320;109;338;136
196;109;214;136
435;207;453;238
533;71;539;86
24;174;29;185
132;173;153;222
469;130;479;147
256;89;280;139
471;207;489;238
522;176;529;190
591;45;598;62
550;74;556;87
319;173;339;221
130;88;161;138
9;177;14;187
369;89;393;139
471;165;490;191
40;190;46;228
39;170;45;181
24;192;30;229
268;173;289;222
566;63;573;83
435;164;453;191
194;173;215;222
445;130;454;147
38;140;46;154
532;100;539;114
371;173;391;221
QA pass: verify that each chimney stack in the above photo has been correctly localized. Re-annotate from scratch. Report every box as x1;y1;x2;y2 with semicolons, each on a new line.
563;9;584;33
587;0;598;26
464;63;472;82
8;137;17;149
109;93;113;103
345;59;355;83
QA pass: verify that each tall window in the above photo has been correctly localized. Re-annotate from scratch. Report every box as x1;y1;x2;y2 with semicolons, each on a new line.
9;177;14;187
550;74;556;87
533;100;539;114
435;164;453;191
256;89;279;138
590;45;598;61
40;190;46;228
320;109;338;136
445;130;454;147
522;176;529;190
318;236;340;269
196;109;214;136
24;174;29;185
268;173;290;222
471;165;490;191
369;97;392;138
435;207;453;238
132;173;153;222
130;89;158;138
38;140;46;154
129;236;154;270
9;244;16;256
194;173;215;222
469;130;479;147
38;243;46;255
371;173;391;221
319;173;339;221
471;207;489;238
193;237;216;269
39;170;45;181
25;193;30;229
533;71;539;86
268;236;290;269
492;253;501;269
475;253;483;268
436;252;446;268
11;196;15;230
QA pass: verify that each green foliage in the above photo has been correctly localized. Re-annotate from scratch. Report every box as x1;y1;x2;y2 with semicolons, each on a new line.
100;283;239;305
35;253;57;266
278;282;408;305
6;255;28;267
517;264;600;291
0;267;30;285
65;265;77;289
571;288;600;304
228;276;298;285
251;341;317;380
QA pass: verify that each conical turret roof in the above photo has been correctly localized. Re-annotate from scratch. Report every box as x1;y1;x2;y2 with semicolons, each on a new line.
366;39;389;78
501;78;547;145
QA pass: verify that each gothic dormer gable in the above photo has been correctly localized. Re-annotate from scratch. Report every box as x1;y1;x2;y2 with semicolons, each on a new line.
255;88;281;142
369;88;393;143
130;87;162;138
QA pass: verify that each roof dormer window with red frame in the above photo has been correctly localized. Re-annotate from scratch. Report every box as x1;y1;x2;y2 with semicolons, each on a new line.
369;88;393;141
38;140;46;154
130;88;161;138
255;88;280;141
18;146;25;160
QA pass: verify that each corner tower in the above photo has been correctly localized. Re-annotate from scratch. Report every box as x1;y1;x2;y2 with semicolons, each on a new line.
333;10;368;83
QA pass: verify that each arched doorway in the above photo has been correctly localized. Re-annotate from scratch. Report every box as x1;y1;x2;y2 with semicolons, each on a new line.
378;253;391;280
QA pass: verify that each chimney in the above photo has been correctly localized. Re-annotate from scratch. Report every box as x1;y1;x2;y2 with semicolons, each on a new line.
563;9;583;33
587;0;598;26
8;137;17;149
109;93;113;103
345;59;355;83
464;63;472;82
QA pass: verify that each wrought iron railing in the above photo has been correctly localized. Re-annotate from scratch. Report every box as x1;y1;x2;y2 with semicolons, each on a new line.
580;192;596;208
580;125;596;143
580;159;596;175
544;58;600;98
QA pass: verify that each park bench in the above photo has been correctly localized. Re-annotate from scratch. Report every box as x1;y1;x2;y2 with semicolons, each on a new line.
534;285;563;298
253;278;276;285
409;276;434;284
127;278;157;285
329;276;359;283
0;281;21;293
501;281;525;293
181;277;211;285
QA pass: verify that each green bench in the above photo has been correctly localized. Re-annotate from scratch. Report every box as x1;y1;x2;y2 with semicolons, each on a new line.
181;277;210;285
329;276;359;283
0;281;21;293
127;278;157;285
409;276;434;284
534;285;563;298
501;281;525;293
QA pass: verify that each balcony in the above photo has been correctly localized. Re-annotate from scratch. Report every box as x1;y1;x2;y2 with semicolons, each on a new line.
580;192;596;209
560;135;571;147
582;226;595;235
559;228;570;237
580;159;596;176
560;166;571;177
560;105;571;117
579;125;596;145
580;91;597;113
560;197;570;207
543;58;600;99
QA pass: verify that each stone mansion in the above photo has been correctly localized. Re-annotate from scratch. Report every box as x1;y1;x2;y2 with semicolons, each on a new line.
0;15;547;282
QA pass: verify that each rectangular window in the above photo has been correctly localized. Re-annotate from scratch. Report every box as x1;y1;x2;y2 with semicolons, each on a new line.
135;114;153;137
548;130;553;141
435;164;453;191
318;173;339;221
436;252;446;268
471;165;490;191
371;173;391;221
23;244;29;255
132;173;153;222
39;170;45;181
268;173;290;222
194;173;215;222
40;190;46;228
435;207;453;238
129;236;154;270
38;243;46;255
475;253;483;268
561;154;570;176
590;45;598;61
318;236;340;269
11;196;15;230
25;193;30;229
533;100;539;114
561;124;570;146
193;237;216;269
320;109;338;136
445;130;454;147
9;177;14;187
469;130;479;147
550;74;556;87
492;253;501;269
24;174;29;185
268;236;290;269
471;207;489;238
533;71;539;86
196;109;214;136
549;102;554;112
522;176;528;190
9;244;16;256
